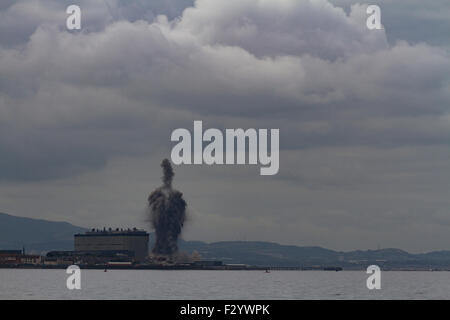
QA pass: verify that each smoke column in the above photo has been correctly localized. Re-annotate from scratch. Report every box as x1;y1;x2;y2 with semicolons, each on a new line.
148;159;186;255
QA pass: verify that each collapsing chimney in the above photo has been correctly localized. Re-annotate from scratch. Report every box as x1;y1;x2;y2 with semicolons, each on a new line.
148;159;186;255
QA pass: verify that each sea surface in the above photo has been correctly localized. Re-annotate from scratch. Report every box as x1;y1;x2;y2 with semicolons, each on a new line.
0;269;449;299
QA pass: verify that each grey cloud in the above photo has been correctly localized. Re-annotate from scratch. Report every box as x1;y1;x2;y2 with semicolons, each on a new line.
1;0;450;251
331;0;450;47
1;0;450;182
178;0;388;60
0;0;194;47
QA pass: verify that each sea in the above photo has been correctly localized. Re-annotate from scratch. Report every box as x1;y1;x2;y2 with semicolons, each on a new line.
0;269;449;300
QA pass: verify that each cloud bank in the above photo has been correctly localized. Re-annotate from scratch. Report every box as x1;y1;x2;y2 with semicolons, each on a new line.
0;0;449;251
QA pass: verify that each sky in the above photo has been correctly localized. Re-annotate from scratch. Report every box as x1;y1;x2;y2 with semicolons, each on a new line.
0;0;450;253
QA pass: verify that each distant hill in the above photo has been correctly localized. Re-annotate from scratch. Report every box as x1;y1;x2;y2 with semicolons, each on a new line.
178;240;450;268
0;212;87;253
2;212;450;268
178;239;340;266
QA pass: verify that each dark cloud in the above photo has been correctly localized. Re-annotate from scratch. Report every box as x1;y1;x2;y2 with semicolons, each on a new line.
1;0;449;180
0;0;450;251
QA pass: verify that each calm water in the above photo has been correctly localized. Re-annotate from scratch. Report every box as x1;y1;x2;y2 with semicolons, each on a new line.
0;269;449;299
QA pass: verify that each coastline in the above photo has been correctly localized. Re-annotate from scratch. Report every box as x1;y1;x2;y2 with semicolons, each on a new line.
0;264;343;271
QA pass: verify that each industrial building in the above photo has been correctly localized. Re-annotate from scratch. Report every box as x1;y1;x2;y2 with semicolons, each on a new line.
74;228;149;261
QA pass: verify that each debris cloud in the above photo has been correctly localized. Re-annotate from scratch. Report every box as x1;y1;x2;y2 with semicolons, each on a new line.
148;159;186;255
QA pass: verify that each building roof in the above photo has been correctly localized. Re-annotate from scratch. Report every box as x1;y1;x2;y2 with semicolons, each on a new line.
75;228;149;237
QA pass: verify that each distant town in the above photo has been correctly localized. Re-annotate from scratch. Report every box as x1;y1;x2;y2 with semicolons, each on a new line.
2;213;450;271
0;228;339;271
1;225;450;271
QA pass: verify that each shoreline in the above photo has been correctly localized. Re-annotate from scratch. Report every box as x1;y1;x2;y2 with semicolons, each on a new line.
1;265;449;271
0;264;343;271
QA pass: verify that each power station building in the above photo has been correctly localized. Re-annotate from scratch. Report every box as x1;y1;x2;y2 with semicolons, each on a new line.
74;228;149;261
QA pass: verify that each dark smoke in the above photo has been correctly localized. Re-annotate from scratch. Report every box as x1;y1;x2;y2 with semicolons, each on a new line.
148;159;186;255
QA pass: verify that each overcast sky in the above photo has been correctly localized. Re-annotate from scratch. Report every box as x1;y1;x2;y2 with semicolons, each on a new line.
1;0;450;253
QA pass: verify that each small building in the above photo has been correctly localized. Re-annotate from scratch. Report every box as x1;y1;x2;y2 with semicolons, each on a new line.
20;255;41;265
0;250;22;264
0;250;42;265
